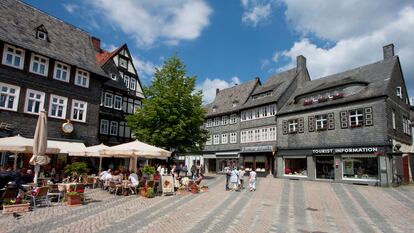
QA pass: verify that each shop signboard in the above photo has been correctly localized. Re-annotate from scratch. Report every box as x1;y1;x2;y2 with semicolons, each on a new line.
241;146;273;153
161;175;174;195
312;147;380;154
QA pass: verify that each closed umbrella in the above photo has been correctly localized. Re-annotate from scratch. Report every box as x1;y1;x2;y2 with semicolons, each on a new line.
29;110;50;186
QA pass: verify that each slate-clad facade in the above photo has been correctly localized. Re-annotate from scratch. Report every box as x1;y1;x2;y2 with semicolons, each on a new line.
0;0;108;146
276;44;412;186
201;56;310;175
93;40;144;146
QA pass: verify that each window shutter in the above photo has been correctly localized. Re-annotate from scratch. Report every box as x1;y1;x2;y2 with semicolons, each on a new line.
298;117;304;133
282;120;288;135
364;107;373;126
340;111;348;129
327;113;335;130
308;116;315;132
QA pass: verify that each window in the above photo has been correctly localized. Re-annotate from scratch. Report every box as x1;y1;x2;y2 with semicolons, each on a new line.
124;75;130;89
48;95;67;119
288;119;298;133
24;89;45;115
230;132;237;143
119;57;128;68
285;158;307;176
261;128;268;141
315;114;327;130
343;157;378;180
212;107;217;113
37;31;47;40
2;44;25;69
75;69;89;88
213;135;220;144
269;127;276;141
29;54;49;76
392;110;396;129
110;73;117;80
130;78;136;91
110;121;118;136
255;129;261;142
114;95;122;110
104;93;113;108
100;119;109;134
409;120;412;136
119;121;125;137
349;109;364;127
247;130;254;142
403;117;411;135
71;100;87;122
396;86;402;99
206;136;212;145
222;116;228;125
221;134;228;144
230;114;237;124
241;111;247;121
0;82;20;111
53;62;70;82
213;117;220;127
241;131;247;143
205;119;212;127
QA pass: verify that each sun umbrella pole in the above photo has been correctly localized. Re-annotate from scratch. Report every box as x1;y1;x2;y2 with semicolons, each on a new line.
33;163;40;187
99;156;102;173
13;152;18;170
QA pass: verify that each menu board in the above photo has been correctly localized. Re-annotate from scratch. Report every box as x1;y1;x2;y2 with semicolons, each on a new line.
161;175;174;195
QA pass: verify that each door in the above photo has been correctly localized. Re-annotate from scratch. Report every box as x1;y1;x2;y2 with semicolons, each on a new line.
316;156;335;179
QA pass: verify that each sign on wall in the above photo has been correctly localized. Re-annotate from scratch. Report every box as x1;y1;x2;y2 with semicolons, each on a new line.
312;147;380;154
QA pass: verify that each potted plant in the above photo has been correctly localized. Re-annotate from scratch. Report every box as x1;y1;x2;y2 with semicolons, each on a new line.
2;198;30;214
333;92;344;100
177;186;186;195
66;192;82;206
146;187;155;198
64;162;88;181
143;165;156;180
190;184;199;194
303;99;313;106
138;187;147;197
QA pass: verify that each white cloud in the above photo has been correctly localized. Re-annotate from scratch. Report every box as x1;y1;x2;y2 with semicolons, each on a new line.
86;0;212;48
242;3;272;27
63;3;78;14
132;55;158;82
196;76;241;104
271;2;414;96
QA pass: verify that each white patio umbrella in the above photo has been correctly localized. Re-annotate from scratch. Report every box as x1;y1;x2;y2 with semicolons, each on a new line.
29;110;50;186
0;135;60;170
68;143;111;172
99;140;172;171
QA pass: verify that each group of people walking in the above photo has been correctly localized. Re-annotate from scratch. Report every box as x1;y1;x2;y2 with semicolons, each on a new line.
224;166;256;192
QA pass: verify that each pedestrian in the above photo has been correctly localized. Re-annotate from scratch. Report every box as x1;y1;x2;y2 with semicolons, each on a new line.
238;167;245;190
191;164;197;179
249;168;257;191
224;165;231;191
182;164;188;177
230;167;239;191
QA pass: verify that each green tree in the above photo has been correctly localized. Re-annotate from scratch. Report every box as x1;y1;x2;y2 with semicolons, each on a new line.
126;55;208;152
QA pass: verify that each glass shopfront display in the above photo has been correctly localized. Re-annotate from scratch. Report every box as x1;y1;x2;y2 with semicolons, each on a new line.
243;156;254;172
284;158;307;176
316;156;334;179
255;156;266;173
342;156;378;180
218;158;239;172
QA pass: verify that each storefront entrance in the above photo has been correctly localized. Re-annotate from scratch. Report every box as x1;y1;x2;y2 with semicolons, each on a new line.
315;156;334;179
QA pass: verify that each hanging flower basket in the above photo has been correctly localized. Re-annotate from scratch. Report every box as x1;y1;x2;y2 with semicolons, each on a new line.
2;203;30;214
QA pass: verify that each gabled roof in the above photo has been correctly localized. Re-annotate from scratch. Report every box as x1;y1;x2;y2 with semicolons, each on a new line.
278;57;398;115
241;68;297;109
205;78;259;116
0;0;107;77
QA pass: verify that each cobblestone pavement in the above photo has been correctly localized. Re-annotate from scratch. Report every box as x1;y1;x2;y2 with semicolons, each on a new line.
1;176;414;233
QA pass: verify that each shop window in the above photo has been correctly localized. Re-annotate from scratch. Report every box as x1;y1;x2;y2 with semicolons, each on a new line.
284;158;307;176
343;157;378;180
315;156;334;179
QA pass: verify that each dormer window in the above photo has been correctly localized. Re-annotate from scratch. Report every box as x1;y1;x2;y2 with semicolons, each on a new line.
396;86;402;99
212;106;217;113
35;24;49;42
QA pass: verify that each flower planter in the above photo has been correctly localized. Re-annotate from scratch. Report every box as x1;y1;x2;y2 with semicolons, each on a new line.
191;187;199;194
2;203;30;214
139;188;147;197
177;189;187;195
67;194;82;206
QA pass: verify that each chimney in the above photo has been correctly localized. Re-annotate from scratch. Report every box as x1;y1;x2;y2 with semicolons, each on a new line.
296;55;306;72
216;88;220;95
383;44;394;60
91;36;101;52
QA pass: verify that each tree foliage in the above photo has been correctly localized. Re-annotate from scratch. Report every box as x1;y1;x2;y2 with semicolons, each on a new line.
126;55;208;152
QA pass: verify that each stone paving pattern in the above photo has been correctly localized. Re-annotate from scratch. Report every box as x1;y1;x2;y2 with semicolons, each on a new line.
1;175;414;233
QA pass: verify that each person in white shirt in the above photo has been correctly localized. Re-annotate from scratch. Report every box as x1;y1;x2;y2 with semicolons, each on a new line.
99;169;111;181
249;169;257;191
128;171;139;188
238;167;245;190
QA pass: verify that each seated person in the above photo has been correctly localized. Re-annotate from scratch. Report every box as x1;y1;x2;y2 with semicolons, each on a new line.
99;169;111;181
110;170;122;183
128;171;139;188
21;169;34;183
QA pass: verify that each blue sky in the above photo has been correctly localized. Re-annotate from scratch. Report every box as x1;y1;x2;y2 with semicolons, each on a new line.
23;0;414;104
